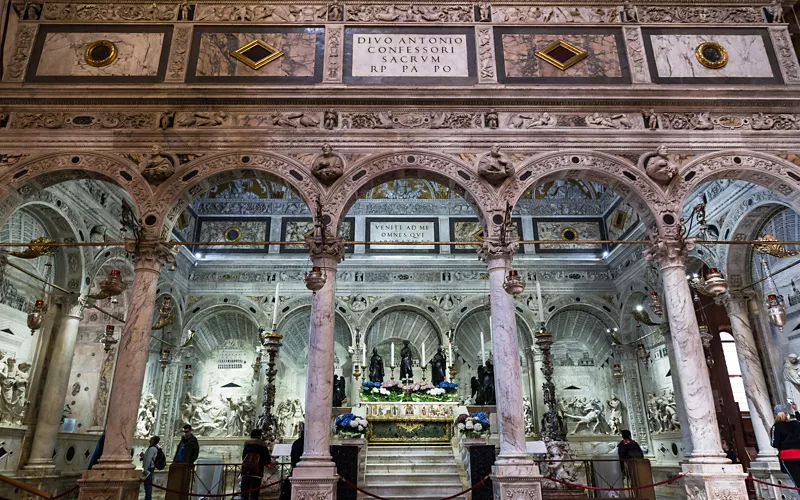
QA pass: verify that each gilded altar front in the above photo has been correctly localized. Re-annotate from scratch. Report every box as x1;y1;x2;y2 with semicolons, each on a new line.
362;402;457;444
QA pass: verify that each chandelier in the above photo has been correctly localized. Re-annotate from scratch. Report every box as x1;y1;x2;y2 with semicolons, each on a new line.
158;349;171;369
636;343;650;369
100;325;118;352
26;299;47;336
760;258;787;329
611;363;623;383
503;269;525;296
152;296;175;330
183;363;193;381
89;268;127;300
650;292;663;316
304;266;326;292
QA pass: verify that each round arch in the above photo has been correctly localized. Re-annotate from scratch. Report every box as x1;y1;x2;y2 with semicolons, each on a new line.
502;151;669;235
0;152;151;229
673;151;800;215
545;306;616;366
359;295;449;342
183;305;261;357
153;152;322;239
277;305;352;366
277;296;357;346
184;297;269;336
324;150;500;235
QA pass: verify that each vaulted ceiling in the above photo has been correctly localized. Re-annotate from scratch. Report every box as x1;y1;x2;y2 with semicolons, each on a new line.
281;307;351;365
455;308;531;370
366;309;440;364
547;308;613;365
194;309;260;356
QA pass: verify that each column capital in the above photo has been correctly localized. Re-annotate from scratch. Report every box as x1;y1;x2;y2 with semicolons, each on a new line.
124;239;175;272
720;292;749;313
53;293;85;319
643;235;696;270
477;236;518;264
306;233;344;266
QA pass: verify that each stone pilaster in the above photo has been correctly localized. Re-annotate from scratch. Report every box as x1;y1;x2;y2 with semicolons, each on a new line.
645;237;748;498
291;234;344;500
78;239;174;500
25;295;84;470
479;237;542;500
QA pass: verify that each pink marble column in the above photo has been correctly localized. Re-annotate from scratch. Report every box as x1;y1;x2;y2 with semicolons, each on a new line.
645;237;747;498
723;293;777;461
479;238;541;500
26;296;84;469
291;235;343;500
79;239;173;499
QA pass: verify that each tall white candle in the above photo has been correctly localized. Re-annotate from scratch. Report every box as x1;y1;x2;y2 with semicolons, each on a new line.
448;342;453;364
489;315;493;343
422;343;426;366
391;342;395;366
480;331;486;365
362;343;366;366
535;279;545;324
271;283;280;329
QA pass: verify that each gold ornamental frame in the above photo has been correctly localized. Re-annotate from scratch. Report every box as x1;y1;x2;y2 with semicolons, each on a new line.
535;40;588;71
230;39;284;70
696;42;728;69
223;226;244;243
367;415;453;444
84;40;118;67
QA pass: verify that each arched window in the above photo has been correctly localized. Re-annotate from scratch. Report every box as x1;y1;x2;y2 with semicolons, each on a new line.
720;331;749;412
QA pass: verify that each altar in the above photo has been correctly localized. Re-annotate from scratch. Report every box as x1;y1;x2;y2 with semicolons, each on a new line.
361;402;457;444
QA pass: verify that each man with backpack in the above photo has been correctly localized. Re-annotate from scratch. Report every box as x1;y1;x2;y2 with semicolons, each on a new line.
241;429;271;500
142;435;166;500
617;429;644;476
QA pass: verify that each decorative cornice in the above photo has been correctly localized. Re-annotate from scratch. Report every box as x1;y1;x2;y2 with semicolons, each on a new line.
124;238;176;271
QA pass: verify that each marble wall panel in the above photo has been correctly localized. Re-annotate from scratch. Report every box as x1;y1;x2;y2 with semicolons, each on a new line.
649;33;772;78
605;202;640;241
281;217;353;252
35;32;164;77
501;33;621;78
196;218;270;253
196;32;317;77
535;220;603;252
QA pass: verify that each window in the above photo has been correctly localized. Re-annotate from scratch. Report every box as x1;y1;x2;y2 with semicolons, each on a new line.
720;331;749;412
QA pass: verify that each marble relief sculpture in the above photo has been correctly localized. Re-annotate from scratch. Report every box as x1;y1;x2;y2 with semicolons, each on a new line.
311;144;344;186
0;357;29;425
477;144;514;186
585;112;633;129
135;393;157;437
767;0;784;22
178;392;254;436
523;397;535;435
640;145;677;185
276;399;304;439
647;391;680;433
138;145;177;185
784;354;800;401
606;396;624;435
560;397;611;435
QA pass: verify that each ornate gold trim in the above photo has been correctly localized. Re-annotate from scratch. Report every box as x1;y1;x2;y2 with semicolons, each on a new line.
224;226;243;243
696;42;728;69
230;39;284;70
367;419;453;444
561;227;578;241
535;40;588;71
84;40;118;68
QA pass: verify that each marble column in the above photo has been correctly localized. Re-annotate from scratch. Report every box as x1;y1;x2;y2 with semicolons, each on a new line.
723;293;777;461
79;239;173;500
25;295;84;469
645;237;747;498
291;235;343;500
480;238;541;500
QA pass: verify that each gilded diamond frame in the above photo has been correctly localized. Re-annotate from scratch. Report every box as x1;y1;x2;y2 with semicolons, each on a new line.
230;39;284;70
535;40;588;71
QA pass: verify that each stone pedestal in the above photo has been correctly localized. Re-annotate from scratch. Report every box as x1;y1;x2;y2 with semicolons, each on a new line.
682;463;749;499
492;462;543;500
78;468;142;500
290;463;338;500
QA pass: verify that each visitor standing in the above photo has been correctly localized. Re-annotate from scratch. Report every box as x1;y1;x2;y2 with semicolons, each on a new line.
241;429;271;500
174;424;200;465
141;436;162;500
617;430;644;476
771;403;800;486
87;433;105;470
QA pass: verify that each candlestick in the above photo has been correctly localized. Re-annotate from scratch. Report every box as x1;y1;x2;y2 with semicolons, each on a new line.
535;279;545;324
362;343;366;366
391;342;395;367
271;283;280;330
489;316;493;344
422;343;426;367
480;331;486;366
448;342;453;366
390;364;396;380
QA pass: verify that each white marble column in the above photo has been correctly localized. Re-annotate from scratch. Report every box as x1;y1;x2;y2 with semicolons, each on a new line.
645;237;747;498
723;293;777;461
26;295;84;469
480;238;541;500
79;239;173;500
291;235;343;500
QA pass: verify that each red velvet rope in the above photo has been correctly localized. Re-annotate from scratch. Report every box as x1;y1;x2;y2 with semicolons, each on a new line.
339;474;491;500
51;485;80;499
748;474;800;491
543;472;686;492
148;477;283;497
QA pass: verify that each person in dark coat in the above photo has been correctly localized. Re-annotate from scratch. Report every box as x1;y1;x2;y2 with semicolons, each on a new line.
280;426;305;500
241;429;271;500
87;433;105;470
771;403;800;486
174;424;200;465
617;430;644;475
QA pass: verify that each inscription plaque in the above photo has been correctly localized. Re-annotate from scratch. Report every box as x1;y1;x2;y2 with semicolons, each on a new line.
352;34;469;77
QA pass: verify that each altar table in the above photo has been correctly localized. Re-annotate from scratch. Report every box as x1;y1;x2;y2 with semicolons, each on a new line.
361;402;457;444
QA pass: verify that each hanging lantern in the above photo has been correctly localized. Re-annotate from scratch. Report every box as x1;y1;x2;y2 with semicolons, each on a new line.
650;292;663;316
698;324;712;348
158;296;173;319
612;363;624;383
158;349;171;369
703;268;728;296
636;343;650;369
252;354;262;374
767;294;787;328
304;266;326;292
503;269;526;296
91;269;127;300
183;363;193;381
26;299;47;335
706;352;715;368
100;325;118;352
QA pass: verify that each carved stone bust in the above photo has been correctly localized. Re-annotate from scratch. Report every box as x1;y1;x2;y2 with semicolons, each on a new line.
639;145;676;186
311;143;344;186
139;145;177;185
478;144;514;186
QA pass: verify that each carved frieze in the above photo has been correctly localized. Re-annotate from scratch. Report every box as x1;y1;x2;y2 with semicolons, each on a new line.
8;112;156;129
41;3;178;20
344;4;472;23
323;26;343;82
193;4;326;22
769;27;800;83
167;26;192;81
6;25;36;82
637;6;763;23
492;6;618;23
340;112;481;129
658;112;800;130
476;26;496;82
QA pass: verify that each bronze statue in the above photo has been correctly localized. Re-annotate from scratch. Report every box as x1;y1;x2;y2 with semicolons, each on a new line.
430;347;446;386
368;348;384;383
400;340;414;382
332;374;346;407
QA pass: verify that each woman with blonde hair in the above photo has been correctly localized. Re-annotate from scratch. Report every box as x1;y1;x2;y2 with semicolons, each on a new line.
771;402;800;485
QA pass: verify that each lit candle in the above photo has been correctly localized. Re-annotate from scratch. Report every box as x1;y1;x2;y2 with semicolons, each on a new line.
480;331;486;366
489;315;493;344
362;343;366;366
448;342;453;365
422;343;426;367
271;283;280;330
391;342;395;367
536;280;545;324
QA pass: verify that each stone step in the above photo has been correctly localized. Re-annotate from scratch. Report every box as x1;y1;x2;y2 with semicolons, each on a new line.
365;463;460;474
365;472;462;485
367;453;457;464
367;446;454;457
366;483;466;497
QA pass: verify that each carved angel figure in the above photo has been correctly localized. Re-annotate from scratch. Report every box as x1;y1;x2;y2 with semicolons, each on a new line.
176;111;227;127
136;393;157;437
586;112;633;129
640;145;677;185
478;144;514;185
768;0;784;22
622;1;638;21
606;396;624;435
312;143;344;185
139;145;176;185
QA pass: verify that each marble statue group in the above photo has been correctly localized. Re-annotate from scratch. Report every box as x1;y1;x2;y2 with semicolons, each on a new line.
0;356;29;425
178;393;256;437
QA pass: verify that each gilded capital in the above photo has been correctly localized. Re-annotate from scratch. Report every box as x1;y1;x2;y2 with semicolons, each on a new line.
477;236;518;263
124;238;175;272
643;235;695;270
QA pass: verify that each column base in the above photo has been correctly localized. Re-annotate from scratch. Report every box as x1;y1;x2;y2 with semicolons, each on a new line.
750;460;799;500
682;463;748;499
290;462;338;500
78;467;141;500
491;461;543;500
22;458;56;472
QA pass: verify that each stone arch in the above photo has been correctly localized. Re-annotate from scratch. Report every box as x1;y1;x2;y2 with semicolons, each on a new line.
503;151;669;236
542;295;618;327
182;304;261;357
184;296;269;336
277;295;357;346
672;151;800;215
324;150;500;235
360;295;449;343
0;152;151;230
276;305;352;367
545;305;617;366
451;299;534;360
153;152;322;239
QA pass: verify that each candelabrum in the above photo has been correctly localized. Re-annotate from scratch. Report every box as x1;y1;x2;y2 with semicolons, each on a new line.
420;363;428;382
535;326;564;442
448;364;457;382
390;364;396;380
259;330;283;442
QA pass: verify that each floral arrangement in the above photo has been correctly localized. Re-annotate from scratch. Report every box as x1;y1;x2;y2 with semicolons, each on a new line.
456;412;490;438
334;413;369;438
361;380;459;402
